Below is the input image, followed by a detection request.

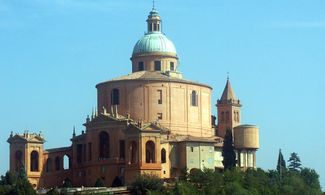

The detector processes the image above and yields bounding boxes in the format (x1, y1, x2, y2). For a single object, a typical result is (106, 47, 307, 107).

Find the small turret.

(72, 126, 76, 137)
(7, 131, 45, 187)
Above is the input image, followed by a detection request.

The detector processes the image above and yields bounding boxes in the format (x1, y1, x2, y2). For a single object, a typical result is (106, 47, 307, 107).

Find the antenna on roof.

(152, 0, 155, 9)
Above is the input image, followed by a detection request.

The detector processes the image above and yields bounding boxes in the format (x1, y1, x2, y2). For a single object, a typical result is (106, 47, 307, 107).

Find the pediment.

(7, 135, 27, 143)
(125, 121, 170, 134)
(84, 114, 127, 126)
(7, 134, 45, 144)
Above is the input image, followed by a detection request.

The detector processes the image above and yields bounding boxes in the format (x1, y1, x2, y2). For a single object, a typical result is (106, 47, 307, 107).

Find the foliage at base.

(0, 170, 36, 195)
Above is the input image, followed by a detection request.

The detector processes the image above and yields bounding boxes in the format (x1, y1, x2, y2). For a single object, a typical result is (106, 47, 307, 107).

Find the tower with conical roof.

(216, 78, 241, 137)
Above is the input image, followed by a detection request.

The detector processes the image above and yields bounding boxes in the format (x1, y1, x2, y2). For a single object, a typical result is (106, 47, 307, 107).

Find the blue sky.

(1, 0, 324, 189)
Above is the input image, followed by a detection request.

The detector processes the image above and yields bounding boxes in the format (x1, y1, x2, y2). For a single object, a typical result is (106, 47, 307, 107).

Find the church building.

(7, 8, 259, 188)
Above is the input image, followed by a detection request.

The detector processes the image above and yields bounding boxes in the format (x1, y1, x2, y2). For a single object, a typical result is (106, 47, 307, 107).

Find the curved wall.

(234, 125, 259, 149)
(97, 80, 213, 137)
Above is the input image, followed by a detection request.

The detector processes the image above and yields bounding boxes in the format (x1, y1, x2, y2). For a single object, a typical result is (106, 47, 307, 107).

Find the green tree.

(178, 167, 188, 181)
(46, 188, 60, 195)
(94, 178, 105, 187)
(0, 171, 17, 185)
(131, 174, 163, 195)
(244, 168, 271, 194)
(288, 152, 302, 172)
(170, 181, 198, 195)
(222, 129, 237, 170)
(300, 168, 322, 194)
(188, 168, 205, 189)
(112, 176, 123, 187)
(62, 178, 72, 188)
(276, 149, 286, 181)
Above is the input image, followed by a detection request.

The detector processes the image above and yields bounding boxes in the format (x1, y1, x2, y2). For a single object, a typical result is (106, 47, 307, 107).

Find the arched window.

(111, 88, 120, 105)
(129, 141, 137, 164)
(99, 131, 110, 159)
(63, 155, 71, 170)
(234, 111, 237, 122)
(55, 156, 60, 171)
(15, 150, 23, 172)
(145, 141, 155, 163)
(30, 151, 39, 172)
(161, 148, 166, 163)
(191, 91, 198, 106)
(45, 158, 52, 172)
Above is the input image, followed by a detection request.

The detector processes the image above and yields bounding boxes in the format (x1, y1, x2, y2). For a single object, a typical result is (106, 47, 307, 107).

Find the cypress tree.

(276, 149, 286, 182)
(222, 128, 237, 170)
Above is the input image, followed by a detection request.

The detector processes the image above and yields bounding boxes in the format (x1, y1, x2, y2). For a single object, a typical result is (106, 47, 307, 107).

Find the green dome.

(132, 32, 177, 56)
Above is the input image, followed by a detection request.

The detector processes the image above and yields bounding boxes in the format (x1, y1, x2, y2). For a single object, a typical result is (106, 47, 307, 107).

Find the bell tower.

(216, 78, 241, 137)
(7, 131, 45, 188)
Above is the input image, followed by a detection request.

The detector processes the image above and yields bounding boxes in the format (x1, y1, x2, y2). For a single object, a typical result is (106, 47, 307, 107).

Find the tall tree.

(222, 129, 237, 170)
(276, 149, 286, 182)
(288, 152, 302, 172)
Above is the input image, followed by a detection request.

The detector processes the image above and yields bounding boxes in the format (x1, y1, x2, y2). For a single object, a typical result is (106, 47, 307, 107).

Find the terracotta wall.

(97, 80, 213, 137)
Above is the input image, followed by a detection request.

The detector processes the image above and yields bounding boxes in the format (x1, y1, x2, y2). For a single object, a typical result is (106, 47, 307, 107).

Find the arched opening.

(30, 151, 39, 172)
(129, 141, 137, 164)
(145, 141, 155, 163)
(226, 111, 229, 122)
(63, 155, 71, 170)
(191, 91, 198, 106)
(99, 131, 110, 159)
(111, 88, 120, 105)
(236, 112, 240, 122)
(161, 148, 166, 163)
(55, 156, 60, 171)
(45, 158, 52, 172)
(15, 150, 23, 172)
(221, 112, 225, 123)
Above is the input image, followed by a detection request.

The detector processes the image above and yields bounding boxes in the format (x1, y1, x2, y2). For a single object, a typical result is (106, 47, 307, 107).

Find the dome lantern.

(147, 8, 162, 33)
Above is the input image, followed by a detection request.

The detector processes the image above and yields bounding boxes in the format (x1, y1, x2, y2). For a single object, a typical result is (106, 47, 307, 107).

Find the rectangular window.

(190, 147, 194, 152)
(88, 143, 92, 161)
(119, 140, 125, 160)
(170, 62, 175, 71)
(157, 113, 163, 120)
(138, 61, 144, 71)
(157, 90, 162, 104)
(154, 61, 161, 71)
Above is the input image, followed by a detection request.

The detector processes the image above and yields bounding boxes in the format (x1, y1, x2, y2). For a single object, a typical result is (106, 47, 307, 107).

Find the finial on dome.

(152, 0, 155, 10)
(227, 72, 230, 80)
